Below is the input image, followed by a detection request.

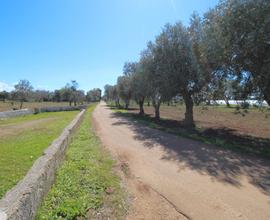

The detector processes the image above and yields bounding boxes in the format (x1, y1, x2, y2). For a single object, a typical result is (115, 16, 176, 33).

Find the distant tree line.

(104, 0, 270, 127)
(0, 80, 101, 109)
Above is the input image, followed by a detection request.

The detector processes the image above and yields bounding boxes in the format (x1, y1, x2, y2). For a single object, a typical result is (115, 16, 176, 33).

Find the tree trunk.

(125, 100, 129, 109)
(183, 93, 194, 127)
(69, 101, 72, 106)
(152, 100, 160, 119)
(224, 96, 230, 107)
(139, 99, 145, 115)
(116, 98, 120, 108)
(20, 101, 23, 109)
(264, 93, 270, 107)
(154, 104, 160, 119)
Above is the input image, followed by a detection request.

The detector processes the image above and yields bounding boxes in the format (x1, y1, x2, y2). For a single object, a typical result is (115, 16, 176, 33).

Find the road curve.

(93, 102, 270, 220)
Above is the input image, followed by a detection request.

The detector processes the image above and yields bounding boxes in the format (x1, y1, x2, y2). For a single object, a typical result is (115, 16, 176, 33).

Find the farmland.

(1, 0, 269, 219)
(130, 104, 270, 138)
(0, 110, 78, 198)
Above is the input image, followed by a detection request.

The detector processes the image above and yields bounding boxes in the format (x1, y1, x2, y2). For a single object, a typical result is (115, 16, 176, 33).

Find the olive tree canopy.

(201, 0, 270, 104)
(14, 80, 33, 109)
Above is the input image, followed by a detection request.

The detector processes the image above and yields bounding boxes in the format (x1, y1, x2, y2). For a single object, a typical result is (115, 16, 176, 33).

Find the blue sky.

(0, 0, 219, 93)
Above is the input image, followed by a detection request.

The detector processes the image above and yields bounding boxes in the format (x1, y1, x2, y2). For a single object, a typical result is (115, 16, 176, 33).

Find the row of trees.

(104, 0, 269, 127)
(0, 80, 102, 109)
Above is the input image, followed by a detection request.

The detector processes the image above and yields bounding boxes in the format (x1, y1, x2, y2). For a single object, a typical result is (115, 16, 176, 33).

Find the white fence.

(210, 100, 268, 107)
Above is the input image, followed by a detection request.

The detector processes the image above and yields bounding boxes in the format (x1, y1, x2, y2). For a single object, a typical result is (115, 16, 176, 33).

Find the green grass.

(36, 105, 126, 220)
(0, 111, 78, 198)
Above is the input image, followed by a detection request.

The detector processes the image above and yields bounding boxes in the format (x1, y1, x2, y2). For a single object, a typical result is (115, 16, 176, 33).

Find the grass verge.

(36, 105, 126, 220)
(0, 111, 78, 198)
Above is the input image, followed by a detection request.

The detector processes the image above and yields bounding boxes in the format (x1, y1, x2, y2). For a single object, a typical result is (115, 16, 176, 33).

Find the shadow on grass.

(109, 108, 270, 196)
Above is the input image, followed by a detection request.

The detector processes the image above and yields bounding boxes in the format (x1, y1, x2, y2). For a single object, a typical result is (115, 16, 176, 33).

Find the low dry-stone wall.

(0, 109, 34, 119)
(0, 109, 86, 220)
(38, 105, 87, 113)
(0, 105, 87, 119)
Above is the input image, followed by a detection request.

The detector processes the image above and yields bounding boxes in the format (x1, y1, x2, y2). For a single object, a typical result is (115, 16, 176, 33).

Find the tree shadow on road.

(110, 111, 270, 196)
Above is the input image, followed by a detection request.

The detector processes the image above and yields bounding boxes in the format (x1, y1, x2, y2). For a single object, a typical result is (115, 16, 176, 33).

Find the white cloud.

(0, 81, 14, 92)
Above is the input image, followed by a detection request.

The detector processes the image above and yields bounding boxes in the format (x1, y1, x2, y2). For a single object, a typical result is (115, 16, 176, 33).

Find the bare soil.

(130, 105, 270, 139)
(93, 102, 270, 220)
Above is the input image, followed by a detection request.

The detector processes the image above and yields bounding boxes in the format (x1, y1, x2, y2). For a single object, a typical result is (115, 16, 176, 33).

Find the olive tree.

(53, 90, 61, 102)
(14, 80, 33, 109)
(104, 84, 119, 107)
(130, 62, 150, 115)
(32, 90, 52, 102)
(60, 80, 83, 106)
(201, 0, 270, 105)
(140, 42, 171, 119)
(117, 75, 132, 109)
(104, 84, 112, 101)
(0, 91, 9, 102)
(86, 88, 102, 102)
(75, 90, 86, 105)
(60, 87, 73, 105)
(152, 23, 205, 126)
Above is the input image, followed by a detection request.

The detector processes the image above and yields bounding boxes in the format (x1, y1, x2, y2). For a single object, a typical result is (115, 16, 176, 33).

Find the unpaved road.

(93, 102, 270, 220)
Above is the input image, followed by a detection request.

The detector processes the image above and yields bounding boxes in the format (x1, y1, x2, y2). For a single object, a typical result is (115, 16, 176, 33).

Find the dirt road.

(93, 102, 270, 220)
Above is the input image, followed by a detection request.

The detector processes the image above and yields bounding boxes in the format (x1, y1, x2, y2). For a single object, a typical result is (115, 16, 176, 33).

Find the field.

(0, 101, 72, 112)
(115, 104, 270, 157)
(136, 105, 270, 138)
(0, 110, 78, 198)
(37, 105, 126, 220)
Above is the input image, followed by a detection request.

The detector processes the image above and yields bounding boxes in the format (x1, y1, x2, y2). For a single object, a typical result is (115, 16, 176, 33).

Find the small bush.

(241, 102, 250, 109)
(34, 108, 40, 114)
(202, 106, 208, 110)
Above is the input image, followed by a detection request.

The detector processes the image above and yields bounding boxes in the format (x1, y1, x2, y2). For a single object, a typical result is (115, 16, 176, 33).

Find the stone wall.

(38, 105, 87, 113)
(0, 109, 86, 220)
(0, 105, 87, 119)
(0, 109, 34, 119)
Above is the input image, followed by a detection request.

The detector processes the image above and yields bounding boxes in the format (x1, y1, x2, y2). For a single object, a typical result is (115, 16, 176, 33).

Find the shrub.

(241, 102, 250, 109)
